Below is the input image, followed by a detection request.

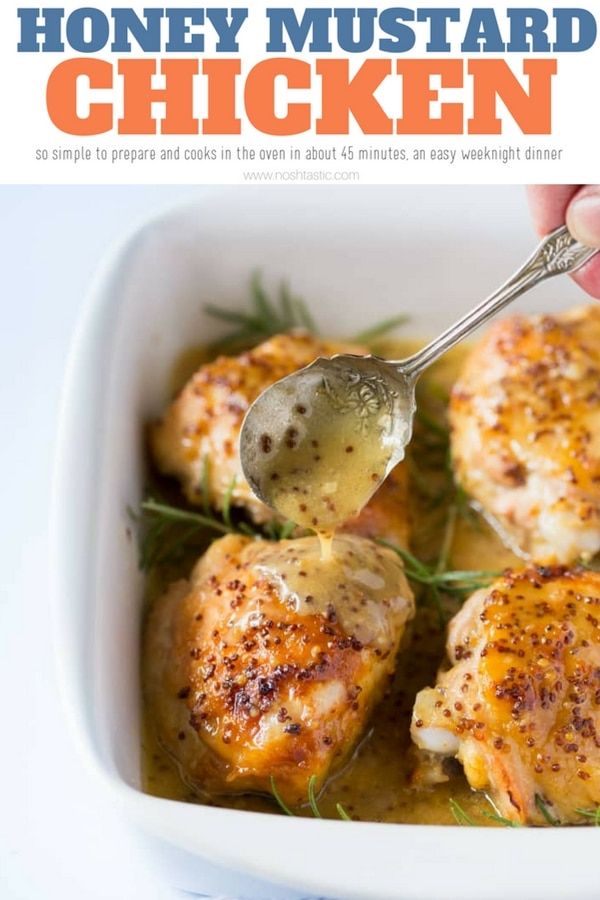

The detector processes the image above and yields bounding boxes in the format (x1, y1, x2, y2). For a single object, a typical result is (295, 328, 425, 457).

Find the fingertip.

(572, 256, 600, 300)
(566, 186, 600, 250)
(526, 185, 551, 236)
(527, 184, 579, 236)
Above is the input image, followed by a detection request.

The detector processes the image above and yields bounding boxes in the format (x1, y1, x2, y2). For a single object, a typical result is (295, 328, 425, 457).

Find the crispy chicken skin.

(151, 331, 410, 547)
(450, 306, 600, 563)
(411, 567, 600, 825)
(145, 533, 414, 805)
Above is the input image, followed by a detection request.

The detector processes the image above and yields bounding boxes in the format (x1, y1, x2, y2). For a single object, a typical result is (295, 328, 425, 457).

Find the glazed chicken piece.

(411, 566, 600, 825)
(450, 305, 600, 564)
(151, 331, 410, 548)
(145, 532, 414, 806)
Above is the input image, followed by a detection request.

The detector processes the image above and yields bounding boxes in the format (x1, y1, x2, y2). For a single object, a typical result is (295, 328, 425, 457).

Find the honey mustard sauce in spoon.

(240, 226, 597, 556)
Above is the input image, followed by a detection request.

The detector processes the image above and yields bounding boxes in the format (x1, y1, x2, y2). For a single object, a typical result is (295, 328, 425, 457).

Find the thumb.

(566, 185, 600, 249)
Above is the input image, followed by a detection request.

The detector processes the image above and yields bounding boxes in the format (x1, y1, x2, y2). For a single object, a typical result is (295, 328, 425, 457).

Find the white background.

(1, 0, 599, 183)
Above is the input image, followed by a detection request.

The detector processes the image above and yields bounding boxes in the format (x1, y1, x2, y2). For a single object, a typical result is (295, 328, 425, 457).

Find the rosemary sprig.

(449, 799, 477, 826)
(352, 314, 409, 345)
(450, 798, 521, 827)
(482, 810, 521, 827)
(205, 274, 409, 353)
(411, 397, 481, 529)
(575, 806, 600, 826)
(435, 503, 457, 577)
(137, 495, 296, 572)
(205, 275, 318, 351)
(377, 537, 498, 629)
(135, 497, 235, 572)
(307, 775, 322, 819)
(141, 498, 233, 535)
(378, 539, 499, 597)
(264, 519, 297, 541)
(269, 775, 294, 817)
(221, 476, 236, 529)
(453, 796, 597, 828)
(336, 803, 352, 821)
(270, 775, 351, 822)
(535, 794, 560, 826)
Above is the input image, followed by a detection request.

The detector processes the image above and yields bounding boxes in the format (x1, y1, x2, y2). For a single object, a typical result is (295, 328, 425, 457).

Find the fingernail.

(567, 188, 600, 249)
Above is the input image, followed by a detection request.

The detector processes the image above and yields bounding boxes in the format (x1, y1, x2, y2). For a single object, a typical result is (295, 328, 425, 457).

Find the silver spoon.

(240, 225, 598, 529)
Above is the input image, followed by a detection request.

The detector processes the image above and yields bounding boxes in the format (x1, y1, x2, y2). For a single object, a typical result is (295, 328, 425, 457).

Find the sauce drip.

(251, 533, 412, 648)
(318, 532, 334, 561)
(243, 356, 414, 551)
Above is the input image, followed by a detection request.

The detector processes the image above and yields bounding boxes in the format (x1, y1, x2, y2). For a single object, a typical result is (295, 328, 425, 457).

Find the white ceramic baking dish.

(52, 186, 599, 900)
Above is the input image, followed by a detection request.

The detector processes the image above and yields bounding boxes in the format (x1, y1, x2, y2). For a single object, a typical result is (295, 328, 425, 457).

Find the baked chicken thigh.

(450, 305, 600, 563)
(145, 533, 414, 805)
(411, 566, 600, 825)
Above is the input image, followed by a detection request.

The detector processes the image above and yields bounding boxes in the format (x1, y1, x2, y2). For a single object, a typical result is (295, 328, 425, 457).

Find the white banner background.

(1, 0, 598, 183)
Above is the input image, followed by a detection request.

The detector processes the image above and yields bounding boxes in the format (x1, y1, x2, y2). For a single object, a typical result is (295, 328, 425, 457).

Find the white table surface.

(0, 184, 540, 900)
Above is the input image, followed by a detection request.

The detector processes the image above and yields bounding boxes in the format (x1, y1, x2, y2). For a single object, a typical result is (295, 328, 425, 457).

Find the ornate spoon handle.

(398, 225, 598, 380)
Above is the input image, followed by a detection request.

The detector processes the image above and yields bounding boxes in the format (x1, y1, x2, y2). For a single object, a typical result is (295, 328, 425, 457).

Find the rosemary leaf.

(482, 810, 521, 827)
(307, 775, 322, 819)
(278, 520, 297, 540)
(377, 539, 499, 594)
(136, 495, 302, 574)
(203, 304, 263, 328)
(141, 499, 232, 535)
(279, 283, 296, 327)
(377, 539, 431, 578)
(251, 271, 279, 325)
(435, 570, 500, 583)
(139, 518, 168, 571)
(238, 521, 258, 537)
(263, 520, 277, 541)
(151, 522, 204, 568)
(221, 477, 236, 529)
(137, 497, 244, 573)
(293, 296, 319, 333)
(435, 503, 457, 577)
(535, 794, 560, 826)
(352, 314, 409, 345)
(575, 807, 600, 826)
(269, 776, 352, 822)
(263, 518, 297, 541)
(269, 776, 294, 817)
(205, 274, 318, 351)
(429, 583, 445, 630)
(449, 798, 476, 826)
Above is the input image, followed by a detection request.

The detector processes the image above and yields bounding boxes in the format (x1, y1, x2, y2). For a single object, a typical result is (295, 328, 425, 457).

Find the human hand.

(527, 185, 600, 298)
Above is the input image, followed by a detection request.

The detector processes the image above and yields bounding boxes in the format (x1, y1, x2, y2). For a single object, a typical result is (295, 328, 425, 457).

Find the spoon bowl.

(240, 354, 415, 531)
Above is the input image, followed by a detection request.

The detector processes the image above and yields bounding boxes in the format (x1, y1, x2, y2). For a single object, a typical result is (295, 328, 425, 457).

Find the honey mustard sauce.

(250, 533, 412, 648)
(240, 356, 414, 556)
